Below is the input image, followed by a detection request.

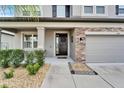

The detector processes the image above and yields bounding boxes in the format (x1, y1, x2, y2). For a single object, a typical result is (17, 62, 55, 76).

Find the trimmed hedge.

(0, 49, 45, 68)
(34, 50, 45, 66)
(10, 49, 24, 68)
(0, 49, 13, 68)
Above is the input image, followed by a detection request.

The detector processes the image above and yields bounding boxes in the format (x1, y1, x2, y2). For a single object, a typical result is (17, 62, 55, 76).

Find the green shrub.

(3, 69, 14, 79)
(25, 51, 34, 65)
(34, 50, 45, 66)
(34, 63, 41, 72)
(26, 63, 41, 75)
(0, 50, 12, 68)
(0, 84, 8, 88)
(9, 49, 24, 68)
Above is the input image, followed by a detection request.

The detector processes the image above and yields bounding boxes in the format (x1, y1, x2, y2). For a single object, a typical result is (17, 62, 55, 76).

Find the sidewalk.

(41, 58, 112, 88)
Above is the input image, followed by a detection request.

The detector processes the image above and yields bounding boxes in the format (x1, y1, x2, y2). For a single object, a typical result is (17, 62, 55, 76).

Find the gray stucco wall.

(45, 30, 54, 57)
(1, 33, 14, 49)
(42, 5, 52, 17)
(14, 31, 21, 49)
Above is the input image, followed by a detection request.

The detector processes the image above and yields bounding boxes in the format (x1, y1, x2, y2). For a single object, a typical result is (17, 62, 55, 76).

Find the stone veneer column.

(36, 27, 45, 50)
(74, 28, 86, 63)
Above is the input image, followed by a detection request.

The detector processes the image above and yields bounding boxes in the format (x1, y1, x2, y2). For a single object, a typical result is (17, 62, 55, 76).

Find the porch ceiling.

(1, 27, 74, 33)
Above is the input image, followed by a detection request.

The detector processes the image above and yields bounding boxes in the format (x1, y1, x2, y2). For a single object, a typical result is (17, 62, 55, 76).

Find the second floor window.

(83, 6, 106, 15)
(0, 5, 15, 17)
(52, 5, 70, 17)
(96, 6, 105, 14)
(118, 5, 124, 15)
(84, 6, 93, 14)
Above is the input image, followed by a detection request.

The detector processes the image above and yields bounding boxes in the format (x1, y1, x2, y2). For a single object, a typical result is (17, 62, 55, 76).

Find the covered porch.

(0, 27, 77, 62)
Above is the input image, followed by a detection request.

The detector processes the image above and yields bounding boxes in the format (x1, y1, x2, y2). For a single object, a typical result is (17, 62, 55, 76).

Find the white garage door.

(86, 35, 124, 63)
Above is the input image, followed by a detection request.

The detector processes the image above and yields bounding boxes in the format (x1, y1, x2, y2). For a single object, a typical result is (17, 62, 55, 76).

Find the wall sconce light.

(80, 37, 84, 43)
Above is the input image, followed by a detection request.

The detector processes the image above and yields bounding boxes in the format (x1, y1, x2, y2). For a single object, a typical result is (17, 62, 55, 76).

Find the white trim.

(2, 30, 15, 36)
(86, 32, 124, 35)
(53, 31, 70, 57)
(21, 31, 37, 49)
(21, 33, 23, 49)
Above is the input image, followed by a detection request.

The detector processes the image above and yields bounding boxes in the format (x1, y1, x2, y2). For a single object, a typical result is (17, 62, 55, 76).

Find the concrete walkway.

(41, 58, 113, 88)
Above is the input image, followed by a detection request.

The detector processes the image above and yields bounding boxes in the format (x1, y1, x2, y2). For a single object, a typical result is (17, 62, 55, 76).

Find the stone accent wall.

(74, 27, 124, 63)
(74, 28, 86, 63)
(80, 27, 124, 32)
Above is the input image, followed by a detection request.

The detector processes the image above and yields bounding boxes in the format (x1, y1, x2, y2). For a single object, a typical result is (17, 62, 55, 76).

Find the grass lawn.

(0, 64, 50, 88)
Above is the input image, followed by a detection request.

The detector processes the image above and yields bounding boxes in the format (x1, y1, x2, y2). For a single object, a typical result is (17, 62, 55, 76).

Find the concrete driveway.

(42, 58, 124, 88)
(87, 63, 124, 88)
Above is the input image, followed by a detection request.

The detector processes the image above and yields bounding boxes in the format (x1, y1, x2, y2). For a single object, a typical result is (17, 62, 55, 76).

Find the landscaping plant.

(0, 84, 8, 88)
(25, 51, 34, 65)
(0, 50, 12, 68)
(34, 50, 45, 66)
(26, 63, 41, 75)
(3, 69, 14, 79)
(9, 49, 24, 68)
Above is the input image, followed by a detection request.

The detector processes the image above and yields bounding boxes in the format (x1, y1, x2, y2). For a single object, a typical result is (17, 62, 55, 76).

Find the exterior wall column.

(36, 27, 45, 50)
(74, 28, 86, 63)
(0, 28, 2, 49)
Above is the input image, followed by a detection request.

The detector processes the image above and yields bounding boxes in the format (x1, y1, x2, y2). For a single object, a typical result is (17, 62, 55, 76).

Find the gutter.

(0, 17, 124, 23)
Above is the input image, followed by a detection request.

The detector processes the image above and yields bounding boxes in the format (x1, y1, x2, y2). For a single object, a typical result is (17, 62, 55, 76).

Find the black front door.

(56, 33, 68, 56)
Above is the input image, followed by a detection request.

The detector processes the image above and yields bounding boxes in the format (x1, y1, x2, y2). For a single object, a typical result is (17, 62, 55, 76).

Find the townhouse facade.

(0, 5, 124, 63)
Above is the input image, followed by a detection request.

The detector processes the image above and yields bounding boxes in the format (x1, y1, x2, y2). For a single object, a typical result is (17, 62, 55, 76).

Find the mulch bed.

(0, 64, 50, 88)
(68, 62, 98, 75)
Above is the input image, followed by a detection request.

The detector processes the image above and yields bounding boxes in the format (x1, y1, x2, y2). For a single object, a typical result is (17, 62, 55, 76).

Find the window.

(33, 35, 38, 48)
(96, 6, 105, 14)
(84, 6, 93, 14)
(0, 5, 15, 17)
(118, 5, 124, 14)
(52, 5, 70, 17)
(57, 5, 65, 17)
(83, 6, 106, 15)
(23, 34, 38, 49)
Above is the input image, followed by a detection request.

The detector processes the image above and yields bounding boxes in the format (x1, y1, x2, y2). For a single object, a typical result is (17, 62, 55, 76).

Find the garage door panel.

(86, 50, 123, 55)
(86, 35, 124, 63)
(87, 56, 118, 63)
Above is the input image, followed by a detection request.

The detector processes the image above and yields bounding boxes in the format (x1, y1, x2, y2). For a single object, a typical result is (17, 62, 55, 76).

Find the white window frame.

(82, 5, 108, 16)
(21, 32, 38, 49)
